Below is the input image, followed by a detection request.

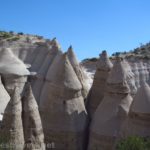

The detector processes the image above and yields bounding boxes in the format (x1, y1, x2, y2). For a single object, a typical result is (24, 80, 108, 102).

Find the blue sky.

(0, 0, 150, 60)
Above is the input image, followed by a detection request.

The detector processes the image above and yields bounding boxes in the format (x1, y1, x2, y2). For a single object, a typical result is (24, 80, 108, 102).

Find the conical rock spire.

(1, 87, 24, 150)
(67, 46, 90, 98)
(45, 52, 82, 90)
(124, 83, 150, 137)
(22, 83, 45, 150)
(40, 53, 88, 150)
(0, 48, 30, 76)
(107, 57, 130, 93)
(88, 58, 133, 150)
(131, 83, 150, 114)
(97, 50, 113, 71)
(51, 38, 61, 50)
(86, 51, 113, 118)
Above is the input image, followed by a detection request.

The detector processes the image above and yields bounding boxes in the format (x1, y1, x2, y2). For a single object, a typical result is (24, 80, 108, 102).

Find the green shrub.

(89, 57, 98, 62)
(9, 31, 14, 35)
(0, 31, 13, 39)
(18, 32, 24, 35)
(116, 136, 150, 150)
(82, 57, 98, 62)
(6, 36, 20, 41)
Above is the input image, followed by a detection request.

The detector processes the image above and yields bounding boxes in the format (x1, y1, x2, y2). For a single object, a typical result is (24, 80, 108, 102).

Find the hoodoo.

(88, 57, 133, 150)
(40, 53, 88, 150)
(22, 83, 45, 150)
(86, 51, 113, 118)
(1, 87, 24, 150)
(125, 83, 150, 137)
(0, 48, 30, 76)
(0, 48, 30, 95)
(67, 46, 90, 99)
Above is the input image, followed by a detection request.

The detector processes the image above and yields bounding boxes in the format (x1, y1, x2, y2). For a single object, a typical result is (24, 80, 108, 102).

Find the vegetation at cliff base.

(116, 136, 150, 150)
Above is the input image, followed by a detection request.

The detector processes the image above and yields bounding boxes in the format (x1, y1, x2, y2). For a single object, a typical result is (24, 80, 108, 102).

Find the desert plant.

(6, 36, 20, 41)
(116, 136, 150, 150)
(0, 31, 13, 39)
(18, 32, 24, 35)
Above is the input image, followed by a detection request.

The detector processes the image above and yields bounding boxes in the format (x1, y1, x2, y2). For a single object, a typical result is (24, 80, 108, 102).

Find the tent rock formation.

(86, 51, 113, 118)
(1, 87, 24, 150)
(40, 53, 88, 150)
(88, 57, 133, 150)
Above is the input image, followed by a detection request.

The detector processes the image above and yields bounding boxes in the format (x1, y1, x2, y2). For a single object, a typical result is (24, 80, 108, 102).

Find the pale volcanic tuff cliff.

(1, 31, 150, 150)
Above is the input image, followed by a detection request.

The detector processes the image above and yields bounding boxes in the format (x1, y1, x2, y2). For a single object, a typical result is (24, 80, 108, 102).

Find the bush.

(6, 36, 20, 41)
(112, 52, 121, 56)
(18, 32, 24, 35)
(82, 57, 98, 62)
(0, 31, 12, 39)
(9, 31, 14, 34)
(116, 136, 150, 150)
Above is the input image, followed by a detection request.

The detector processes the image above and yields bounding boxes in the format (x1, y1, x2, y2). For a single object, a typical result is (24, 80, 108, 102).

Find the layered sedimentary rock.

(67, 46, 90, 99)
(32, 39, 62, 103)
(40, 53, 88, 150)
(3, 74, 28, 96)
(143, 63, 149, 83)
(1, 87, 24, 150)
(124, 83, 150, 137)
(131, 63, 140, 88)
(86, 51, 113, 118)
(122, 60, 137, 96)
(138, 62, 147, 85)
(0, 76, 10, 115)
(22, 83, 45, 150)
(88, 58, 133, 150)
(0, 48, 30, 95)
